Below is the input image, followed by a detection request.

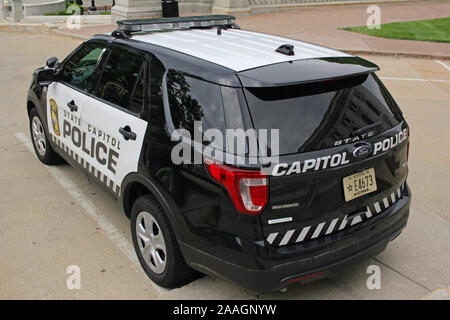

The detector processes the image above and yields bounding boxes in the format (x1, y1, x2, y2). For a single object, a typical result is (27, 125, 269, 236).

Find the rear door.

(241, 71, 409, 247)
(46, 42, 107, 163)
(79, 44, 148, 197)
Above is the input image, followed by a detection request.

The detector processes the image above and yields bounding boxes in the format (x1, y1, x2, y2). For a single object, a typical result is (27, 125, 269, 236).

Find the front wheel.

(29, 108, 62, 165)
(130, 194, 199, 288)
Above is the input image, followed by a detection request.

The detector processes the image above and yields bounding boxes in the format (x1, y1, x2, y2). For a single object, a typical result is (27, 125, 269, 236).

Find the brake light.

(204, 159, 268, 215)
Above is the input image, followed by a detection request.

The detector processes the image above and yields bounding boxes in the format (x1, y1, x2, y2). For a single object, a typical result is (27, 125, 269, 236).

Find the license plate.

(343, 168, 377, 202)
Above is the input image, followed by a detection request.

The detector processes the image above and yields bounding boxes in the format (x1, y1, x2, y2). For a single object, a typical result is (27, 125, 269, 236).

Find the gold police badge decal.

(50, 99, 60, 136)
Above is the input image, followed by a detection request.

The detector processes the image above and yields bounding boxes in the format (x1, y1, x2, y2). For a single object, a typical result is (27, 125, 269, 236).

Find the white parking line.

(379, 77, 450, 83)
(14, 131, 168, 296)
(435, 60, 450, 72)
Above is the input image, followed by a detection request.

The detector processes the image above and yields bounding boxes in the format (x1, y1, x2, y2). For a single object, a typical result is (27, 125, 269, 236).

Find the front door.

(46, 41, 107, 165)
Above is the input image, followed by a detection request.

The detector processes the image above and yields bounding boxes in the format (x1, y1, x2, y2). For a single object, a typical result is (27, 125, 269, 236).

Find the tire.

(29, 107, 63, 165)
(131, 194, 198, 288)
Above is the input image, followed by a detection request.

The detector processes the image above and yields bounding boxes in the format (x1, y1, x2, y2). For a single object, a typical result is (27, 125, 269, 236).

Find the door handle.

(67, 100, 78, 112)
(119, 126, 136, 141)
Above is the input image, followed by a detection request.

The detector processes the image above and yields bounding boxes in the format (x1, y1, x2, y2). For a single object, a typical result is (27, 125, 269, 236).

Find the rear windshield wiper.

(352, 121, 385, 137)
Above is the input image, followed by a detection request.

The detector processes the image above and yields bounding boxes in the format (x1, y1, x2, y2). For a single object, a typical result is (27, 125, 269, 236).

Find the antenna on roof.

(111, 15, 237, 38)
(276, 44, 295, 56)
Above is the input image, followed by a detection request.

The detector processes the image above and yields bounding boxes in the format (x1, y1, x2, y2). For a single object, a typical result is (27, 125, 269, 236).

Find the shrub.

(66, 1, 84, 14)
(45, 2, 84, 16)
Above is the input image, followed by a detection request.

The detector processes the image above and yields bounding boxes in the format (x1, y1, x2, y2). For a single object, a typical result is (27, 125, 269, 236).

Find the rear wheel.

(29, 108, 62, 165)
(130, 194, 198, 288)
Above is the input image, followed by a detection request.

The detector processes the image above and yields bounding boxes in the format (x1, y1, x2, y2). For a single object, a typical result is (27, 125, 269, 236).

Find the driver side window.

(60, 42, 106, 93)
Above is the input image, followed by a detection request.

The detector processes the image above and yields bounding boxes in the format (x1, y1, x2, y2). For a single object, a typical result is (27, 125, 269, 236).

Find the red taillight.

(204, 159, 268, 215)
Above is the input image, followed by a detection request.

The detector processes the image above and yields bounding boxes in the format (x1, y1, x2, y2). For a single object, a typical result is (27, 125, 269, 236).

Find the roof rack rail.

(115, 15, 236, 34)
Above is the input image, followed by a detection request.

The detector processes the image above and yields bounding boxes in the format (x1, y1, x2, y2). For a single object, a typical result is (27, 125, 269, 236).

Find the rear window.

(244, 73, 403, 155)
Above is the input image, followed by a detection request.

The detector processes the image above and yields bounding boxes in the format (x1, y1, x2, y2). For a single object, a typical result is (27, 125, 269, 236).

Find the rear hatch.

(238, 57, 410, 247)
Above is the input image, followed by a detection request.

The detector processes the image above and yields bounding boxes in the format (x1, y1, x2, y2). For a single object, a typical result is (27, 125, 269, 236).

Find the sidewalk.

(31, 0, 450, 58)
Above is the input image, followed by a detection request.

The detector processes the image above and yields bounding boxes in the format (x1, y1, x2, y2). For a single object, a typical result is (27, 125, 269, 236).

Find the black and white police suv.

(27, 15, 411, 292)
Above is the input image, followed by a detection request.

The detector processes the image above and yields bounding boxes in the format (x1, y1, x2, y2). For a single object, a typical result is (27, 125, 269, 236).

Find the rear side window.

(96, 48, 145, 113)
(166, 71, 225, 140)
(244, 73, 404, 155)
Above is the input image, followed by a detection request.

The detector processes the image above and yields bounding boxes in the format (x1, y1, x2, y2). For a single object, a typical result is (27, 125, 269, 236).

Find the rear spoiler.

(237, 56, 379, 87)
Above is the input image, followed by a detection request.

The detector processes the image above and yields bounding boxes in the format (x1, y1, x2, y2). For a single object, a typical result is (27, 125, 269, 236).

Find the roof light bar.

(116, 15, 236, 33)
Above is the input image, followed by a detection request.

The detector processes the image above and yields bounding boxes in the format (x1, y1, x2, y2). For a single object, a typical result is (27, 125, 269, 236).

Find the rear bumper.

(181, 185, 411, 292)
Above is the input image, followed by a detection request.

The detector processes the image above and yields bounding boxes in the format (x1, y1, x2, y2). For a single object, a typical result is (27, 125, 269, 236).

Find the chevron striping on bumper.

(266, 232, 278, 245)
(266, 183, 407, 247)
(351, 215, 362, 226)
(279, 229, 296, 246)
(296, 226, 311, 243)
(390, 193, 396, 204)
(311, 222, 325, 239)
(383, 197, 390, 209)
(365, 206, 372, 218)
(325, 218, 339, 235)
(338, 215, 348, 230)
(374, 202, 382, 214)
(50, 134, 121, 197)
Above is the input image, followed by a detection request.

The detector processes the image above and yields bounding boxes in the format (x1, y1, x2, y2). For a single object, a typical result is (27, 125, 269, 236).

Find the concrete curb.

(0, 22, 57, 34)
(0, 22, 94, 41)
(23, 15, 113, 25)
(344, 49, 450, 60)
(247, 0, 421, 15)
(50, 29, 91, 41)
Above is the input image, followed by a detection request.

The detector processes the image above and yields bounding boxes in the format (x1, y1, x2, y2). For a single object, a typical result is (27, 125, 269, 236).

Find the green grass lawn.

(340, 17, 450, 43)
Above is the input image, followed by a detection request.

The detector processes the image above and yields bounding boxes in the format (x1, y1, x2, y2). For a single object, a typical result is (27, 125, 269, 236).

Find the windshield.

(244, 73, 403, 155)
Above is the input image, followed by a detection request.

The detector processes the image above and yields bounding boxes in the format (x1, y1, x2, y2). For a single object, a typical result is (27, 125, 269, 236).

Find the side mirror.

(46, 57, 58, 68)
(35, 68, 55, 86)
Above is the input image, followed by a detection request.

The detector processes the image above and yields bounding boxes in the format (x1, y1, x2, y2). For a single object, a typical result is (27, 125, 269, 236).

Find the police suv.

(27, 15, 411, 292)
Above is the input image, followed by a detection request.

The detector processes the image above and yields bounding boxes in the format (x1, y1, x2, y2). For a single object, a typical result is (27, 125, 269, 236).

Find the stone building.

(112, 0, 403, 20)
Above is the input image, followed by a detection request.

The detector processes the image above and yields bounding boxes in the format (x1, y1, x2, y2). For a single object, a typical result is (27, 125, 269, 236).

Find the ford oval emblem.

(353, 143, 373, 158)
